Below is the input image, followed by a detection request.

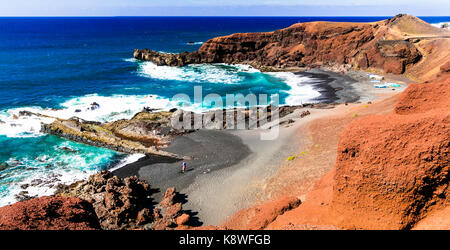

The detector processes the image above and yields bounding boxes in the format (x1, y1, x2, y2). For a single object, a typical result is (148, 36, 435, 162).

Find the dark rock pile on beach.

(135, 14, 448, 79)
(153, 187, 191, 230)
(0, 171, 191, 230)
(172, 105, 312, 130)
(56, 170, 190, 230)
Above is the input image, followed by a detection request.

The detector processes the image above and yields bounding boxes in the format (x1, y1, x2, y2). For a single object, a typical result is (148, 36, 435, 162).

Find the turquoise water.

(0, 134, 122, 205)
(0, 16, 449, 206)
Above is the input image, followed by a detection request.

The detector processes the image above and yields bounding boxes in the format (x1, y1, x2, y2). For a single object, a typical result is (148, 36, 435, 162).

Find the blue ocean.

(0, 16, 448, 205)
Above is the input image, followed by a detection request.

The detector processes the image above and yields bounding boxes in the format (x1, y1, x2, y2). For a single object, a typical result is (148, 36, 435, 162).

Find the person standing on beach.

(181, 162, 187, 173)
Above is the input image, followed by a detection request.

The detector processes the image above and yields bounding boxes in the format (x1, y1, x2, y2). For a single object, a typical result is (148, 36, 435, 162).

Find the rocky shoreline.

(40, 110, 183, 158)
(130, 13, 450, 230)
(0, 170, 192, 230)
(37, 104, 326, 158)
(134, 15, 436, 77)
(1, 14, 449, 230)
(4, 68, 346, 210)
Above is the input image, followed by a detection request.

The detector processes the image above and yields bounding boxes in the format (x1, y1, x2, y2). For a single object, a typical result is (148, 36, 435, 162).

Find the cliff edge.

(222, 62, 450, 230)
(134, 14, 450, 81)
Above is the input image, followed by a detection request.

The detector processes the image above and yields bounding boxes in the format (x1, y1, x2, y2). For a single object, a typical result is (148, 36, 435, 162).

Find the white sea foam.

(138, 62, 252, 84)
(0, 109, 56, 138)
(0, 91, 216, 139)
(0, 140, 117, 207)
(0, 61, 327, 205)
(236, 64, 260, 73)
(1, 164, 100, 207)
(58, 94, 174, 122)
(1, 167, 87, 207)
(0, 94, 179, 139)
(0, 62, 322, 139)
(138, 62, 319, 105)
(431, 22, 449, 29)
(0, 93, 176, 204)
(267, 72, 321, 105)
(186, 41, 204, 45)
(123, 58, 137, 63)
(109, 153, 146, 172)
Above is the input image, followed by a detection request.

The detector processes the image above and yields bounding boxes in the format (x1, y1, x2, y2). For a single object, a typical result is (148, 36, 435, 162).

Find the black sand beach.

(111, 69, 368, 224)
(113, 130, 251, 200)
(301, 69, 360, 104)
(113, 70, 355, 191)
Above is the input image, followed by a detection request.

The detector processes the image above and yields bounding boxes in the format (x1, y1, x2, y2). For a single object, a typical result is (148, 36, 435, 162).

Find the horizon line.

(1, 15, 450, 18)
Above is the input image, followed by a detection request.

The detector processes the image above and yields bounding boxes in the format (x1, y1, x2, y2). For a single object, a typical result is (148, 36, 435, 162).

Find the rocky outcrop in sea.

(37, 105, 320, 157)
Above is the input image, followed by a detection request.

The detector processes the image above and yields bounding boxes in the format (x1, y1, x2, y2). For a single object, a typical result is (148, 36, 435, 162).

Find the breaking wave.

(431, 22, 449, 29)
(0, 137, 120, 207)
(137, 62, 258, 85)
(186, 41, 204, 45)
(0, 60, 323, 205)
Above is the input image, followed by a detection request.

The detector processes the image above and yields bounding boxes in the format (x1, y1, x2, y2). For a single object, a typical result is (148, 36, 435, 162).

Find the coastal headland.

(134, 14, 449, 81)
(0, 14, 449, 230)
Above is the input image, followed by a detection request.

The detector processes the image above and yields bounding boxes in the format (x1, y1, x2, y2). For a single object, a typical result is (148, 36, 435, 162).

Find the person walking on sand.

(181, 162, 187, 173)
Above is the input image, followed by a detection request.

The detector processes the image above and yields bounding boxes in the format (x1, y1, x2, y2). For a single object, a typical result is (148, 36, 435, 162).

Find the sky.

(0, 0, 449, 16)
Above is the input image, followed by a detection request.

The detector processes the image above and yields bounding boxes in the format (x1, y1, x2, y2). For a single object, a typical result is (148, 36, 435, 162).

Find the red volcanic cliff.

(134, 14, 449, 80)
(196, 18, 421, 74)
(332, 72, 450, 229)
(228, 64, 449, 230)
(2, 15, 449, 231)
(188, 16, 449, 230)
(0, 196, 100, 230)
(395, 62, 450, 115)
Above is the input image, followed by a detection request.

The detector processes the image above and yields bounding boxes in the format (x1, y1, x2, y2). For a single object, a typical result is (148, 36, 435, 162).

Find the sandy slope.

(221, 63, 450, 230)
(184, 70, 408, 227)
(183, 105, 343, 225)
(220, 91, 402, 229)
